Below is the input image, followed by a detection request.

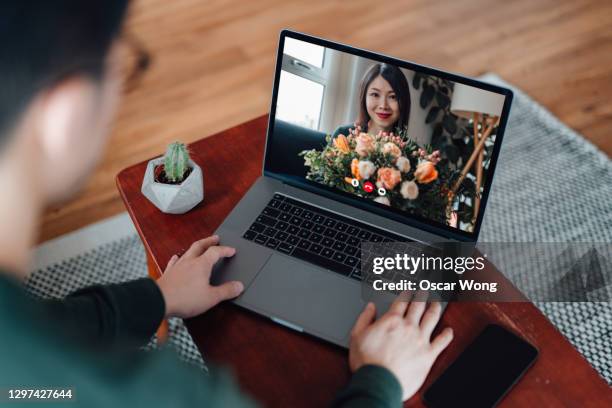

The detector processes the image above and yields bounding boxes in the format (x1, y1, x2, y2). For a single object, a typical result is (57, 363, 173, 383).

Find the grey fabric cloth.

(23, 73, 611, 383)
(479, 74, 611, 243)
(479, 74, 611, 384)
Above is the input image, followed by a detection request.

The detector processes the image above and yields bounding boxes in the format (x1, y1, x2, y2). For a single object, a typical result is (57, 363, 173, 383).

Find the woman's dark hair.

(356, 63, 411, 133)
(0, 0, 130, 143)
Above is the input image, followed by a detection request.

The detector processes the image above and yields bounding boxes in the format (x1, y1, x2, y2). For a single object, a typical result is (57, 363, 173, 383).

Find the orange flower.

(345, 177, 354, 185)
(355, 133, 375, 157)
(333, 134, 351, 154)
(351, 158, 361, 180)
(377, 167, 402, 190)
(414, 161, 438, 184)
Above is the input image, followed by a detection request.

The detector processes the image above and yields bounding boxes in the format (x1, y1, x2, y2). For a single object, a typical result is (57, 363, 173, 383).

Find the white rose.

(382, 142, 401, 158)
(395, 156, 411, 173)
(358, 160, 376, 180)
(374, 196, 391, 206)
(400, 180, 419, 200)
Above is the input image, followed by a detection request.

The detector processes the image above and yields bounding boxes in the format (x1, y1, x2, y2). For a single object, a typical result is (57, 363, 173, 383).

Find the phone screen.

(424, 324, 538, 408)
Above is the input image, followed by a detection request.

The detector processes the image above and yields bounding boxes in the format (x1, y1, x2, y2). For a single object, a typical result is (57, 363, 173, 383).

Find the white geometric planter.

(141, 157, 204, 214)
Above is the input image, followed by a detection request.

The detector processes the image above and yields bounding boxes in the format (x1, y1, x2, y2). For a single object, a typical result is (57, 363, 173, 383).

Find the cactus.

(163, 142, 190, 183)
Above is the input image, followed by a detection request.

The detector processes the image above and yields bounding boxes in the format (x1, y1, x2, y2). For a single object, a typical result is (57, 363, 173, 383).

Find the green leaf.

(425, 106, 441, 124)
(458, 178, 476, 196)
(420, 83, 434, 109)
(444, 144, 460, 163)
(435, 92, 450, 109)
(412, 73, 422, 89)
(431, 123, 444, 146)
(442, 114, 457, 134)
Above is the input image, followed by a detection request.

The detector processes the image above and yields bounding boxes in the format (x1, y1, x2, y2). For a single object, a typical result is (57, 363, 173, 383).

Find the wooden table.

(116, 115, 611, 407)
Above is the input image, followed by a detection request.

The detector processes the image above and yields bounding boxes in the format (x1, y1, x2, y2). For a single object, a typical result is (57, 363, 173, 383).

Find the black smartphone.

(424, 324, 538, 408)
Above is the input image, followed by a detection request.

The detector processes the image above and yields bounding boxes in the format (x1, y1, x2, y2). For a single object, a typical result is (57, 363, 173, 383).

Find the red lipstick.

(376, 112, 392, 120)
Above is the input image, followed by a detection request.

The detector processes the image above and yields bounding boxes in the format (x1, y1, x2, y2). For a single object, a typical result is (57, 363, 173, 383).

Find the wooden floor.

(38, 0, 612, 242)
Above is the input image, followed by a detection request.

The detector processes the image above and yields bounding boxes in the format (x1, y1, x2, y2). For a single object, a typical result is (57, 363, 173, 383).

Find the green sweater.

(0, 274, 402, 407)
(333, 124, 363, 138)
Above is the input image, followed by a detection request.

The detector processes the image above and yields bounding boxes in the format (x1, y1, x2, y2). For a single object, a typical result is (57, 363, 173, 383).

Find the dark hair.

(0, 0, 130, 144)
(357, 63, 411, 133)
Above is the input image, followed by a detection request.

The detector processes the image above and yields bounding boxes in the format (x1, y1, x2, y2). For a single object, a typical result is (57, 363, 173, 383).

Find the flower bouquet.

(300, 126, 457, 227)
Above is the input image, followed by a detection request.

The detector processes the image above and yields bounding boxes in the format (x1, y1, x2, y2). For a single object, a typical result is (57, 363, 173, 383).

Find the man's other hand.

(349, 296, 453, 401)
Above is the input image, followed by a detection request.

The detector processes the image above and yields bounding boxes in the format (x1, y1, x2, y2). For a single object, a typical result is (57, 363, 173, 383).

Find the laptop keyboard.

(242, 193, 410, 281)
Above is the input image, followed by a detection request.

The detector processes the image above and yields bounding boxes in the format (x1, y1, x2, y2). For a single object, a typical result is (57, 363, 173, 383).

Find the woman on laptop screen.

(271, 36, 507, 233)
(332, 63, 411, 138)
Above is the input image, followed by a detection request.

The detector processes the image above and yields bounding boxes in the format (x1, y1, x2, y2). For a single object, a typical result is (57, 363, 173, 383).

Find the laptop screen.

(265, 31, 512, 239)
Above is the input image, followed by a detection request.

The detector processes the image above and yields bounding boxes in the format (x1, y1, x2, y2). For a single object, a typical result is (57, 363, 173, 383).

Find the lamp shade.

(450, 83, 505, 119)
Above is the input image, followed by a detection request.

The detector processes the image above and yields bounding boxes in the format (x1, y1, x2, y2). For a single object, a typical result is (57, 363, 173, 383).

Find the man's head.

(0, 0, 130, 203)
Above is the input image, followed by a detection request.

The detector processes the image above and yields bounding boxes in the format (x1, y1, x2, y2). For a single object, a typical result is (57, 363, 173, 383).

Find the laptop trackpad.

(241, 254, 365, 342)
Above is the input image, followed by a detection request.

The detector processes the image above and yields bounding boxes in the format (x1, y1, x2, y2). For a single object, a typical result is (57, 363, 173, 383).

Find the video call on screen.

(268, 37, 507, 233)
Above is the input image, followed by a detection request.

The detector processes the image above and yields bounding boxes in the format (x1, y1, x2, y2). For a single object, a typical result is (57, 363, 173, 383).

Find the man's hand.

(349, 296, 454, 401)
(156, 235, 244, 318)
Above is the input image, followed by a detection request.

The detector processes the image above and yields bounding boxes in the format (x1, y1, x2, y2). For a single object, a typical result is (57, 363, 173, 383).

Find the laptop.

(212, 30, 513, 347)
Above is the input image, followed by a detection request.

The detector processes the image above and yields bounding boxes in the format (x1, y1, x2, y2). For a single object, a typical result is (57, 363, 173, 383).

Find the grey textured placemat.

(479, 73, 611, 243)
(23, 73, 611, 384)
(479, 73, 611, 383)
